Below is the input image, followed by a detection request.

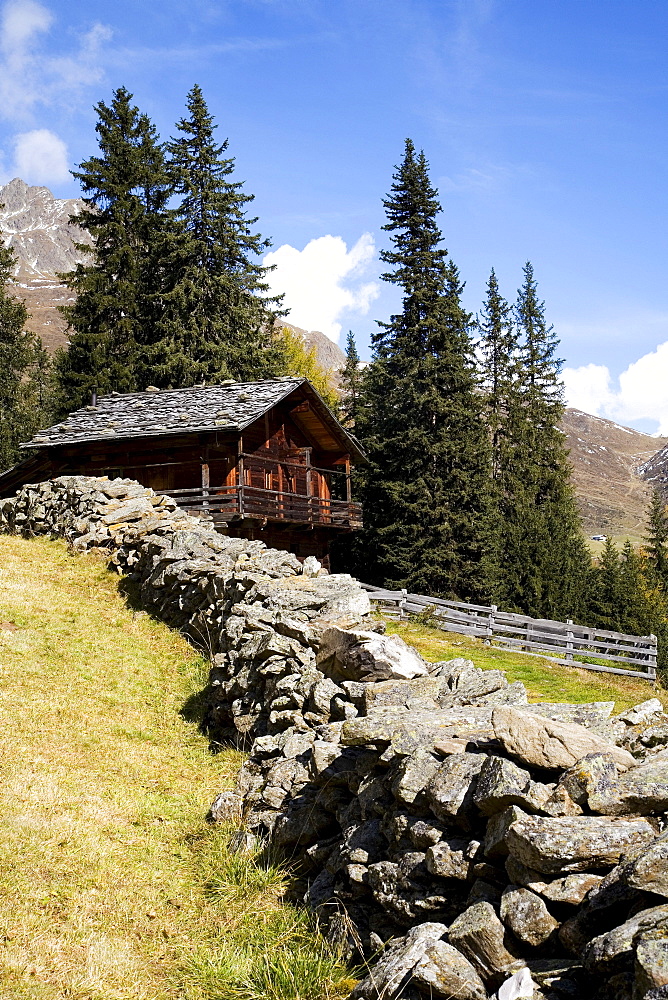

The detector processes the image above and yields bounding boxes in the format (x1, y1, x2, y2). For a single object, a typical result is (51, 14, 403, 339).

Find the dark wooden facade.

(0, 379, 364, 564)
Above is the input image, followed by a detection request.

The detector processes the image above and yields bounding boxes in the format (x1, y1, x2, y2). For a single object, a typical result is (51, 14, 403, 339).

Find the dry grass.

(0, 535, 353, 1000)
(383, 618, 665, 712)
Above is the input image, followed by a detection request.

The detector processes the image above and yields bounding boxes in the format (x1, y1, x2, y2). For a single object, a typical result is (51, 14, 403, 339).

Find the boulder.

(363, 676, 443, 713)
(583, 904, 668, 976)
(340, 707, 494, 756)
(426, 752, 487, 831)
(500, 885, 559, 948)
(349, 921, 449, 999)
(557, 752, 620, 808)
(425, 837, 478, 880)
(484, 805, 527, 860)
(619, 831, 668, 898)
(505, 815, 656, 875)
(492, 707, 636, 771)
(588, 752, 668, 816)
(635, 934, 668, 997)
(316, 626, 428, 683)
(411, 941, 488, 999)
(474, 755, 552, 816)
(447, 902, 524, 989)
(504, 857, 603, 906)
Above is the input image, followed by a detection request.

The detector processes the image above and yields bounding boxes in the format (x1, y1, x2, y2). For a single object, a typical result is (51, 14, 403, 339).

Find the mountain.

(562, 408, 667, 542)
(0, 178, 346, 373)
(0, 178, 91, 351)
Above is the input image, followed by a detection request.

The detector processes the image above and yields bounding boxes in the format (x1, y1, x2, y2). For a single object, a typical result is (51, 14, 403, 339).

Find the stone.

(411, 941, 487, 999)
(447, 902, 524, 989)
(363, 676, 443, 713)
(496, 967, 536, 1000)
(583, 904, 668, 976)
(618, 699, 664, 726)
(505, 815, 656, 874)
(426, 752, 487, 830)
(348, 921, 448, 999)
(589, 753, 668, 816)
(540, 785, 583, 817)
(500, 885, 559, 948)
(557, 752, 620, 808)
(425, 837, 478, 880)
(207, 789, 243, 823)
(391, 748, 442, 810)
(558, 867, 644, 955)
(620, 831, 668, 897)
(492, 706, 637, 771)
(636, 935, 668, 997)
(505, 856, 603, 906)
(317, 626, 428, 683)
(524, 702, 615, 725)
(340, 707, 494, 756)
(484, 806, 527, 860)
(474, 755, 552, 816)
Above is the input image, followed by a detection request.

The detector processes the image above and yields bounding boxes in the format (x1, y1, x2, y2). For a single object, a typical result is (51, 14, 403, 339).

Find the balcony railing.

(157, 483, 362, 530)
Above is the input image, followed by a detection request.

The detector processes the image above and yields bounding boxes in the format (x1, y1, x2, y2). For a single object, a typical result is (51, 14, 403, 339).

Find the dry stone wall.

(4, 477, 668, 999)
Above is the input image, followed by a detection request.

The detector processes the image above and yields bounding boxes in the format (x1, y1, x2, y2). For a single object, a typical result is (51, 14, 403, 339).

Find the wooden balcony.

(158, 483, 363, 530)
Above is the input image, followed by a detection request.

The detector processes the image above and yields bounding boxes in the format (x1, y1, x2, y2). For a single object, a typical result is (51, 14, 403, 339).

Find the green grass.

(0, 535, 353, 1000)
(383, 618, 664, 712)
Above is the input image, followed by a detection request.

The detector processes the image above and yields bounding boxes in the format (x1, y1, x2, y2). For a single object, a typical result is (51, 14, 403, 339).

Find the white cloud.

(13, 127, 68, 182)
(0, 0, 110, 121)
(563, 341, 668, 434)
(263, 233, 380, 343)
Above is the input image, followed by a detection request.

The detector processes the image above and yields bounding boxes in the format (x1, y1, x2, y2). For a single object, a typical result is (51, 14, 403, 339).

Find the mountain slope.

(0, 177, 91, 350)
(562, 408, 667, 542)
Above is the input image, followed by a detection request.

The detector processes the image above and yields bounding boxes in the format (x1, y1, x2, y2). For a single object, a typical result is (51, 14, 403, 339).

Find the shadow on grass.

(115, 573, 217, 739)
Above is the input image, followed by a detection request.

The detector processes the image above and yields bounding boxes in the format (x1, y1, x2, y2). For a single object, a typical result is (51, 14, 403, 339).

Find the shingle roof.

(24, 378, 309, 448)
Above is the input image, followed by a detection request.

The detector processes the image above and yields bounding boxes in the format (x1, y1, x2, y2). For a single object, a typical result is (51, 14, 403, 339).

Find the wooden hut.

(0, 378, 364, 563)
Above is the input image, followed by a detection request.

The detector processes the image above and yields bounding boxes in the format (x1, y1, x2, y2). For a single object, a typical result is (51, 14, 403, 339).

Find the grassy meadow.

(0, 535, 353, 1000)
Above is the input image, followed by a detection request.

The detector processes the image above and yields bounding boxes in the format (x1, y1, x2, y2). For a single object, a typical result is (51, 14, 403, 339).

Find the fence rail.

(362, 584, 657, 680)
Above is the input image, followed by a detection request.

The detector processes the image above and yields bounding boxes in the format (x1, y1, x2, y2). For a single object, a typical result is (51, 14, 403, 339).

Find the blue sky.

(2, 0, 668, 431)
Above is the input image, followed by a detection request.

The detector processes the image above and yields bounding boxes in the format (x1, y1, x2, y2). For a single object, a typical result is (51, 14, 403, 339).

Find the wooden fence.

(362, 584, 657, 681)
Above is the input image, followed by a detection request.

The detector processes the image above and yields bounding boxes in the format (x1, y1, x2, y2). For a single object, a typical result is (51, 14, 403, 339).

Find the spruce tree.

(54, 87, 171, 414)
(645, 490, 668, 587)
(0, 242, 51, 470)
(140, 84, 284, 388)
(477, 269, 516, 480)
(339, 330, 363, 430)
(359, 140, 493, 599)
(589, 537, 624, 630)
(495, 262, 589, 619)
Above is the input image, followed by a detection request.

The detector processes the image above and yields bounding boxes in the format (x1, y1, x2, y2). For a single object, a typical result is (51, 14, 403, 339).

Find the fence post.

(649, 634, 658, 683)
(566, 619, 574, 662)
(399, 589, 407, 619)
(524, 620, 532, 652)
(485, 604, 497, 645)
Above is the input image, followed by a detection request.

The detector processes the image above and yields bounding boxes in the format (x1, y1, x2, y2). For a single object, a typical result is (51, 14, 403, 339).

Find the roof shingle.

(24, 378, 307, 448)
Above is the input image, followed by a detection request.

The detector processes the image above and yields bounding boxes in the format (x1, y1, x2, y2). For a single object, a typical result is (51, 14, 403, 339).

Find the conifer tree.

(589, 537, 624, 630)
(339, 330, 363, 430)
(477, 269, 516, 480)
(359, 140, 493, 599)
(54, 87, 170, 414)
(0, 242, 51, 470)
(139, 84, 284, 388)
(645, 490, 668, 587)
(495, 262, 589, 618)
